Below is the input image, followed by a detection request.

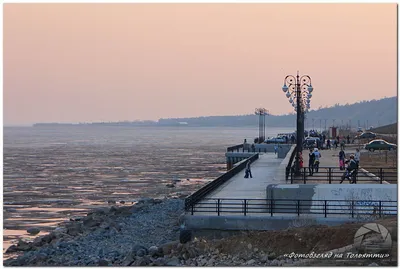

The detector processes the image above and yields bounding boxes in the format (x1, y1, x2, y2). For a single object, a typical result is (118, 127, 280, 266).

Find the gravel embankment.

(4, 198, 184, 266)
(4, 199, 396, 267)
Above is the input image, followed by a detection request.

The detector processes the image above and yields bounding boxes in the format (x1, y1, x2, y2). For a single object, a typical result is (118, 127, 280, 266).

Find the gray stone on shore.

(70, 216, 83, 221)
(27, 227, 40, 235)
(97, 259, 109, 266)
(166, 257, 180, 266)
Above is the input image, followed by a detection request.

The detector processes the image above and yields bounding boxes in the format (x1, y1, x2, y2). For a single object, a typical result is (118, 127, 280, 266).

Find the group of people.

(308, 148, 321, 176)
(339, 148, 360, 184)
(325, 135, 351, 150)
(307, 146, 361, 183)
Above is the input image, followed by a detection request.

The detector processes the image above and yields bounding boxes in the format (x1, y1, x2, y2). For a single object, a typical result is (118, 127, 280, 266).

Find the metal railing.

(186, 198, 397, 218)
(289, 166, 397, 184)
(227, 144, 244, 152)
(286, 145, 297, 180)
(185, 153, 259, 211)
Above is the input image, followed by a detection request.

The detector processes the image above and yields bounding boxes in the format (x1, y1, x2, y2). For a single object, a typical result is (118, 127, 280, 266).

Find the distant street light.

(255, 108, 268, 143)
(282, 71, 313, 175)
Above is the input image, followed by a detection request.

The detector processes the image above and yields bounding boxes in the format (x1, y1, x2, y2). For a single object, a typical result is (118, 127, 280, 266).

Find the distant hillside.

(33, 96, 397, 128)
(370, 123, 398, 134)
(158, 97, 397, 128)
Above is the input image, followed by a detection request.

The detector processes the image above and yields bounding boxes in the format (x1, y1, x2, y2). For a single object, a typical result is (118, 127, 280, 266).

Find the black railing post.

(244, 199, 247, 216)
(270, 199, 274, 217)
(324, 200, 327, 218)
(217, 199, 220, 216)
(379, 201, 382, 218)
(191, 204, 194, 215)
(380, 168, 383, 184)
(291, 172, 293, 184)
(303, 168, 306, 184)
(351, 201, 354, 218)
(328, 168, 332, 184)
(297, 200, 300, 216)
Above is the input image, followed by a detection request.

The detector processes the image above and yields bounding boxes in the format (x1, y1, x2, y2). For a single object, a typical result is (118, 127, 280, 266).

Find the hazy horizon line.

(4, 95, 396, 127)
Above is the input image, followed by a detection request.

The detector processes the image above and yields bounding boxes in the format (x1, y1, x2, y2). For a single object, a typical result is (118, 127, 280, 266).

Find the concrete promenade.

(205, 152, 285, 199)
(183, 144, 397, 230)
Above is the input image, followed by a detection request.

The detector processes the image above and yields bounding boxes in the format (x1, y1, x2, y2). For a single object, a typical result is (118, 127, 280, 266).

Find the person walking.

(346, 135, 350, 144)
(313, 148, 321, 173)
(354, 148, 360, 167)
(340, 140, 345, 151)
(308, 148, 315, 176)
(339, 149, 346, 170)
(274, 145, 278, 154)
(244, 160, 253, 178)
(326, 139, 331, 150)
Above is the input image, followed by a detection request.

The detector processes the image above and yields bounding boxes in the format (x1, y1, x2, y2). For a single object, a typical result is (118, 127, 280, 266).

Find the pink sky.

(4, 3, 397, 125)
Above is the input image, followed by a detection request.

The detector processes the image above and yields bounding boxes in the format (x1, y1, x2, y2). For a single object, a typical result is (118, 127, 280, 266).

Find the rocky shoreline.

(4, 197, 185, 266)
(4, 197, 396, 267)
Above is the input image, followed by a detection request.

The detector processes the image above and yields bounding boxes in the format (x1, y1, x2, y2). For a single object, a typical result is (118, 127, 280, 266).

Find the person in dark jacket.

(308, 148, 315, 176)
(244, 160, 253, 178)
(326, 139, 331, 149)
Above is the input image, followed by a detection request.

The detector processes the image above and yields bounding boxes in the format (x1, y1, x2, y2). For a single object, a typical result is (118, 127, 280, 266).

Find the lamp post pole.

(255, 108, 268, 143)
(282, 71, 313, 175)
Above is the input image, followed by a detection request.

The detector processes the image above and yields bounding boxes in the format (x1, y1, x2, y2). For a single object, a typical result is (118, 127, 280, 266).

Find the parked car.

(304, 137, 321, 149)
(356, 131, 376, 139)
(265, 137, 286, 144)
(365, 139, 397, 151)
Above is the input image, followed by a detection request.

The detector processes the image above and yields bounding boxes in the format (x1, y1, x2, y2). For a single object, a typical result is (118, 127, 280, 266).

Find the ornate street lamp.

(282, 71, 313, 175)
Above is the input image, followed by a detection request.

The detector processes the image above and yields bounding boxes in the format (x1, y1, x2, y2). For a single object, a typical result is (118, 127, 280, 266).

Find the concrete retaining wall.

(266, 184, 397, 215)
(183, 215, 358, 231)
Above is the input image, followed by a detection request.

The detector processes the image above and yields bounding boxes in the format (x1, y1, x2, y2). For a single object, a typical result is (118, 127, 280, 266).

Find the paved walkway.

(206, 153, 284, 199)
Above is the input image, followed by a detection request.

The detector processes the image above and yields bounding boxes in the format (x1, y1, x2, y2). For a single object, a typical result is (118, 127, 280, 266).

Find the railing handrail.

(227, 144, 244, 152)
(289, 166, 397, 184)
(185, 197, 397, 218)
(196, 198, 396, 202)
(185, 153, 259, 210)
(309, 166, 396, 169)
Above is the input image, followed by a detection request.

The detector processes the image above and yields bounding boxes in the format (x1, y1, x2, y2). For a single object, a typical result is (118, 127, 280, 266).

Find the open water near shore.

(3, 125, 294, 253)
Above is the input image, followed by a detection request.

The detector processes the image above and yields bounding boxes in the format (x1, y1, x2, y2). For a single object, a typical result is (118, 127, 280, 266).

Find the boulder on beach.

(27, 227, 40, 235)
(166, 183, 175, 188)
